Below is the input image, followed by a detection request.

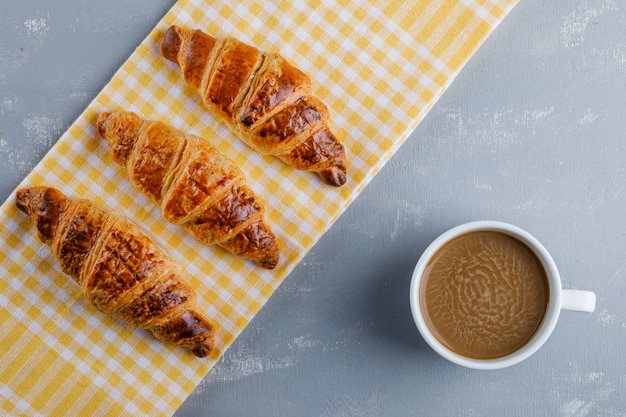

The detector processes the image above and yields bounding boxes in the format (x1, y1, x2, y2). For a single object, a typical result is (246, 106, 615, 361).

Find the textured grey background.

(1, 1, 625, 416)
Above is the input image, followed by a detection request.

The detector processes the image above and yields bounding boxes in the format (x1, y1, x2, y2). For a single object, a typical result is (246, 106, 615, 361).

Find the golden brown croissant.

(15, 186, 215, 357)
(160, 25, 348, 187)
(96, 110, 279, 269)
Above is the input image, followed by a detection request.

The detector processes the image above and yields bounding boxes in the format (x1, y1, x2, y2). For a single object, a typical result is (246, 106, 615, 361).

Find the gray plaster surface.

(1, 1, 625, 416)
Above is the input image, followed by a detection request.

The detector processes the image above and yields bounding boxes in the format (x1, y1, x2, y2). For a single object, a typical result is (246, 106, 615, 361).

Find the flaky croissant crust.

(160, 25, 348, 187)
(97, 110, 280, 269)
(16, 186, 215, 357)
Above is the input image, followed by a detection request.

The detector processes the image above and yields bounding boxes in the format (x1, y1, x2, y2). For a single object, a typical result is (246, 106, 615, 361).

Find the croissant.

(160, 25, 348, 187)
(97, 110, 279, 269)
(16, 186, 215, 357)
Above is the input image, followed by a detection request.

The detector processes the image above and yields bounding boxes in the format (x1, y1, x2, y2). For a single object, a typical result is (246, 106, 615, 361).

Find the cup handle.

(561, 289, 596, 313)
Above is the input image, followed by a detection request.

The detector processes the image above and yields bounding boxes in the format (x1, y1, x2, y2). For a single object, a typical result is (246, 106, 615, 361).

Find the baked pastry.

(16, 186, 215, 357)
(96, 110, 279, 269)
(160, 25, 347, 187)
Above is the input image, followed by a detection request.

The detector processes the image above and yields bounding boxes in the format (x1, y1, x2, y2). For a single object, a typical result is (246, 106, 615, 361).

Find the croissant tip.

(191, 343, 213, 358)
(15, 186, 65, 244)
(15, 186, 49, 216)
(96, 112, 111, 137)
(319, 164, 347, 187)
(15, 188, 32, 215)
(259, 254, 279, 270)
(161, 25, 183, 63)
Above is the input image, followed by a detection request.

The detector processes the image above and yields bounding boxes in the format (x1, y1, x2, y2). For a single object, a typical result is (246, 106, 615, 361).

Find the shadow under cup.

(409, 221, 596, 370)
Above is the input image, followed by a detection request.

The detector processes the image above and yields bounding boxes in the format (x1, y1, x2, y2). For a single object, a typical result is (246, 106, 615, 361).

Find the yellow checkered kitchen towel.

(0, 0, 518, 415)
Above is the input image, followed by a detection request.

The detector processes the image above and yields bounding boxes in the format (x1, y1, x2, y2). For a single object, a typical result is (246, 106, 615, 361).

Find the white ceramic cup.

(409, 220, 596, 370)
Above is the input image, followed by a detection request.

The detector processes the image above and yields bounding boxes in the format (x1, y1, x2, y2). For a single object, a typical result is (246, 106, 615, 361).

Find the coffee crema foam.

(420, 231, 550, 359)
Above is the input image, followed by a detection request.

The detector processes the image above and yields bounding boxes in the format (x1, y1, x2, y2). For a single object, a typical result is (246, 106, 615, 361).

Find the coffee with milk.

(419, 230, 550, 359)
